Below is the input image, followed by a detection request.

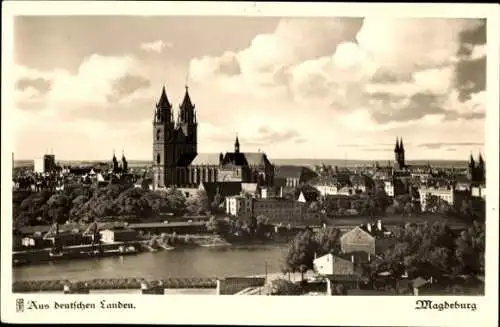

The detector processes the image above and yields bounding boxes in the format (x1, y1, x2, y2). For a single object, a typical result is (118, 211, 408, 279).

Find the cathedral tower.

(394, 137, 406, 170)
(175, 86, 198, 167)
(153, 86, 175, 188)
(152, 85, 198, 188)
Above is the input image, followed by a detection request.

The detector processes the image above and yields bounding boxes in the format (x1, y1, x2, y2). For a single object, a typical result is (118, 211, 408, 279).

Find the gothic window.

(156, 129, 161, 142)
(156, 153, 160, 165)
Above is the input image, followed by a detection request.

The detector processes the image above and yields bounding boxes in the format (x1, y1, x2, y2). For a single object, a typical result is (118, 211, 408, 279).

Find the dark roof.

(221, 152, 270, 167)
(200, 181, 242, 199)
(275, 165, 304, 179)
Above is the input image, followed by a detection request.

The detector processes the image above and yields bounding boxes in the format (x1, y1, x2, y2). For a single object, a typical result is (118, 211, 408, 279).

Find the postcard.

(1, 1, 499, 326)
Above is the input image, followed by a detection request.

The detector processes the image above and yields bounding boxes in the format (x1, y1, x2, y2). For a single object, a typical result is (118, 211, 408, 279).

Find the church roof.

(191, 153, 220, 165)
(222, 152, 270, 167)
(274, 165, 304, 179)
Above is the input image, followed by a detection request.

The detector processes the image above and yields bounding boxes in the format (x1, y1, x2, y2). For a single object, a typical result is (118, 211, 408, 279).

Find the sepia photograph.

(2, 1, 499, 326)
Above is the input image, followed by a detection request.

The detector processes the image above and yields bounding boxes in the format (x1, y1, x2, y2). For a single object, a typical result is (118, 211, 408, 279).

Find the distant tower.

(121, 150, 128, 172)
(477, 153, 485, 183)
(468, 153, 476, 181)
(112, 150, 119, 172)
(234, 135, 240, 153)
(399, 138, 405, 167)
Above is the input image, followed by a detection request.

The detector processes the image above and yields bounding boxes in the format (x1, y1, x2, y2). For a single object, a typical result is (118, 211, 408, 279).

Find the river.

(13, 244, 289, 281)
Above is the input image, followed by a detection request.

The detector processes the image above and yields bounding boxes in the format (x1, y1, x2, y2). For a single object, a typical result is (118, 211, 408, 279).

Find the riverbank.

(12, 234, 291, 267)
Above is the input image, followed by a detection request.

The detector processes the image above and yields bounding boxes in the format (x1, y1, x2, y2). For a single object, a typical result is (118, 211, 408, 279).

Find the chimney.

(377, 219, 382, 231)
(367, 223, 372, 233)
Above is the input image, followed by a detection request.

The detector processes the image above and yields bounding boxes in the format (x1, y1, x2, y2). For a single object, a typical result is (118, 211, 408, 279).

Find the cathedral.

(393, 137, 406, 170)
(152, 85, 274, 190)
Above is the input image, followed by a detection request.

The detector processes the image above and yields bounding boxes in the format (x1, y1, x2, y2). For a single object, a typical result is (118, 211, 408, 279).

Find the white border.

(2, 2, 499, 326)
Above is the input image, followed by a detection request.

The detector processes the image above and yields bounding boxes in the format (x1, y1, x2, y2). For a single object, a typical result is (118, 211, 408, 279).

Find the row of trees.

(13, 184, 213, 228)
(371, 220, 485, 278)
(281, 220, 485, 282)
(205, 215, 272, 242)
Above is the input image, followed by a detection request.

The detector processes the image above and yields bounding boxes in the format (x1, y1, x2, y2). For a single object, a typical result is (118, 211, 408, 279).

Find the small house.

(99, 228, 138, 244)
(340, 226, 376, 255)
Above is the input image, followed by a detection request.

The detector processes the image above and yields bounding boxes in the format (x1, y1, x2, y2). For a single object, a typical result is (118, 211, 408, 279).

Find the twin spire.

(394, 137, 405, 153)
(154, 84, 195, 124)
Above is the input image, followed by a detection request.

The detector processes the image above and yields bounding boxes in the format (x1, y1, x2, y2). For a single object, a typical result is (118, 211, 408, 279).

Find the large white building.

(34, 158, 44, 173)
(419, 186, 455, 211)
(471, 185, 486, 199)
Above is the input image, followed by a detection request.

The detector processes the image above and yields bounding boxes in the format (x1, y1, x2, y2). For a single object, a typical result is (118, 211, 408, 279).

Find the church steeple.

(469, 153, 475, 168)
(234, 135, 240, 153)
(394, 137, 400, 153)
(178, 85, 196, 125)
(399, 138, 404, 152)
(121, 150, 128, 172)
(112, 149, 119, 172)
(155, 86, 172, 123)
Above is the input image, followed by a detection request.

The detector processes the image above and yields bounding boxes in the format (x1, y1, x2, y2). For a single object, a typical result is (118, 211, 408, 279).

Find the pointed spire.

(158, 86, 171, 108)
(394, 137, 400, 152)
(180, 85, 194, 110)
(121, 149, 126, 160)
(399, 138, 404, 151)
(234, 134, 240, 153)
(469, 153, 475, 167)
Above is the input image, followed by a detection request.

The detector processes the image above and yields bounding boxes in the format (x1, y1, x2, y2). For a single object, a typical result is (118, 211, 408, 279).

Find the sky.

(11, 16, 486, 161)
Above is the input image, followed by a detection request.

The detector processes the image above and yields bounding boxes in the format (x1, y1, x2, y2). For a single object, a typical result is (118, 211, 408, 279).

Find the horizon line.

(13, 157, 471, 163)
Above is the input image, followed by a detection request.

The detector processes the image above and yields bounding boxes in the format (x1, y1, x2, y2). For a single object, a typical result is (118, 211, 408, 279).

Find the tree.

(283, 229, 318, 280)
(424, 194, 439, 213)
(186, 190, 210, 215)
(314, 226, 342, 257)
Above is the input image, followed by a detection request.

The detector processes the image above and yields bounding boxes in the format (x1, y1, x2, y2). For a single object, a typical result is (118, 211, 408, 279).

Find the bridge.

(13, 277, 266, 295)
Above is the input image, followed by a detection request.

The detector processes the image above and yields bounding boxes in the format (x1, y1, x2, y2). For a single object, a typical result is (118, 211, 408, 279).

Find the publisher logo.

(16, 298, 24, 313)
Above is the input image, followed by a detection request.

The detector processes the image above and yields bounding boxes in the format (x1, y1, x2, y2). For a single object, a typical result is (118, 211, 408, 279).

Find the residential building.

(274, 165, 317, 188)
(260, 198, 304, 224)
(99, 228, 138, 244)
(384, 180, 394, 197)
(225, 195, 253, 217)
(313, 253, 356, 276)
(340, 226, 376, 256)
(471, 185, 486, 199)
(419, 186, 455, 211)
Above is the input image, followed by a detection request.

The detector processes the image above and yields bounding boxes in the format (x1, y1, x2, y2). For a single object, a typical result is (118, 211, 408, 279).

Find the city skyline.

(12, 16, 486, 161)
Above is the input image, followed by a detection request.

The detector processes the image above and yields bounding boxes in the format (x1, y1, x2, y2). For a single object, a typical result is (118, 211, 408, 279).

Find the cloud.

(14, 54, 157, 125)
(207, 125, 305, 148)
(16, 77, 52, 96)
(418, 142, 483, 149)
(107, 74, 151, 102)
(140, 40, 173, 53)
(190, 17, 485, 134)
